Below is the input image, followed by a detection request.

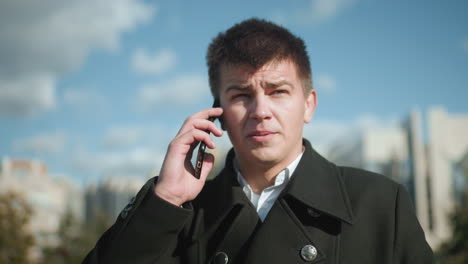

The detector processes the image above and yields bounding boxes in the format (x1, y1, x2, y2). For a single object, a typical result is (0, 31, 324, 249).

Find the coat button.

(120, 209, 128, 219)
(212, 252, 229, 264)
(307, 208, 321, 217)
(300, 245, 318, 262)
(120, 204, 133, 219)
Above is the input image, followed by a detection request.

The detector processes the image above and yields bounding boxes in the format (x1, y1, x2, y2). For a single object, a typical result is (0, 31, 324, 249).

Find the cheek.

(275, 104, 306, 128)
(223, 108, 246, 130)
(274, 100, 302, 116)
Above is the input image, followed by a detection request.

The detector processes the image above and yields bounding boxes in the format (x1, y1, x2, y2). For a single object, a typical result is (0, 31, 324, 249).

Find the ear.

(303, 89, 317, 124)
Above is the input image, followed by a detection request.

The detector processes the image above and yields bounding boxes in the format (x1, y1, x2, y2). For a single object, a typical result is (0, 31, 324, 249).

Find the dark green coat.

(84, 140, 433, 263)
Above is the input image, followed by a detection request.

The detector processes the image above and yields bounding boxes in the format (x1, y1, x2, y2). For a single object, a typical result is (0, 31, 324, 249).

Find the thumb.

(199, 153, 215, 181)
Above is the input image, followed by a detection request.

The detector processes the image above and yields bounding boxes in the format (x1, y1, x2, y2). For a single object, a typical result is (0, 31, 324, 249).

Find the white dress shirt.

(234, 152, 303, 221)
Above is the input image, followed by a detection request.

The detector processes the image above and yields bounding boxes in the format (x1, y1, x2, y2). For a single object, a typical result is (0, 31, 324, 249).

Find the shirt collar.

(234, 151, 304, 192)
(213, 139, 355, 225)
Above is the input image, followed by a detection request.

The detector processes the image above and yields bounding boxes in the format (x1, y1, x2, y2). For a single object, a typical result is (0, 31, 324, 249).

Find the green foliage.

(437, 204, 468, 264)
(0, 191, 35, 264)
(0, 190, 114, 264)
(40, 211, 113, 264)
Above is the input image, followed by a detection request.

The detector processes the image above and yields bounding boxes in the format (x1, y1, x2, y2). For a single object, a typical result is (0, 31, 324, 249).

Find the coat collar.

(285, 139, 355, 224)
(209, 138, 354, 225)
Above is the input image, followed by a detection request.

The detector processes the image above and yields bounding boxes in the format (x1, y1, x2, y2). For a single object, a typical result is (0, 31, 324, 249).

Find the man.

(84, 18, 433, 264)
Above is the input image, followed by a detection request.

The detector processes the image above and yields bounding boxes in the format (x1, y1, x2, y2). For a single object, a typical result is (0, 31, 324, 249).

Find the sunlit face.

(219, 60, 316, 168)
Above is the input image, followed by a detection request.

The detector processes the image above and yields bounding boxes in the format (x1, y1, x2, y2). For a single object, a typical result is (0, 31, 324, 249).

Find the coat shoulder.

(338, 165, 399, 188)
(336, 165, 403, 207)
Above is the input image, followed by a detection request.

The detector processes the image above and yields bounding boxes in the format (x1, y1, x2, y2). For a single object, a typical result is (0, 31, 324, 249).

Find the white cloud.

(352, 113, 400, 131)
(102, 122, 179, 149)
(72, 147, 165, 178)
(103, 126, 146, 148)
(0, 0, 155, 117)
(0, 75, 56, 116)
(304, 114, 400, 154)
(271, 0, 357, 26)
(315, 73, 337, 93)
(71, 122, 181, 179)
(13, 131, 67, 154)
(136, 74, 210, 111)
(303, 119, 349, 153)
(131, 48, 177, 75)
(306, 0, 356, 24)
(63, 88, 108, 112)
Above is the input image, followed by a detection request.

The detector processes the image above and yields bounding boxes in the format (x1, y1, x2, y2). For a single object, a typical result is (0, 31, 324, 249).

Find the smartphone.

(194, 99, 220, 179)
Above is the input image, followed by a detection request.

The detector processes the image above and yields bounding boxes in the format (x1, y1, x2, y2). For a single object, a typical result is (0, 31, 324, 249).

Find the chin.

(248, 148, 281, 165)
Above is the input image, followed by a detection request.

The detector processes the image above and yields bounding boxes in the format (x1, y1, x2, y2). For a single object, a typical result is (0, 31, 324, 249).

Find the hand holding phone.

(155, 101, 222, 206)
(194, 99, 220, 179)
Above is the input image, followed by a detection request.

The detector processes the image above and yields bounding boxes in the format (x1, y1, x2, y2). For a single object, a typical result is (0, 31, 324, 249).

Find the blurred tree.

(76, 211, 114, 261)
(437, 189, 468, 264)
(0, 191, 35, 264)
(437, 205, 468, 264)
(40, 210, 112, 264)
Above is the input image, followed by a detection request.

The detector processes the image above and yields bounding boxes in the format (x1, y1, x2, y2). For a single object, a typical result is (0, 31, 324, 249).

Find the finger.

(178, 118, 223, 138)
(192, 129, 217, 149)
(176, 129, 217, 150)
(179, 108, 223, 134)
(190, 107, 223, 120)
(190, 119, 224, 137)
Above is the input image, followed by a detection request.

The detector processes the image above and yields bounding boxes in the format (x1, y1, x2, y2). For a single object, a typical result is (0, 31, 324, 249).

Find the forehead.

(219, 60, 300, 88)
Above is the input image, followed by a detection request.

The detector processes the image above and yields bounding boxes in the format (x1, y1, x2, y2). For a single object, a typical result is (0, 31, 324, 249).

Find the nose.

(249, 94, 272, 120)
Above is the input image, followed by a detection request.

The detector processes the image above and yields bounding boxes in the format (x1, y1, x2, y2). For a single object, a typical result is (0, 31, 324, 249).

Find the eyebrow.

(224, 83, 251, 94)
(224, 80, 293, 94)
(265, 80, 293, 89)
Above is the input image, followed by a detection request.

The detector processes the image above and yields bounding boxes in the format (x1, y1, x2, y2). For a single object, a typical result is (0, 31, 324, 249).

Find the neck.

(237, 161, 281, 194)
(236, 144, 304, 194)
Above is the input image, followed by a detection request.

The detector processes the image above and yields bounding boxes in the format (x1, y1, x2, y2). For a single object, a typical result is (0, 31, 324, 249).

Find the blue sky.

(1, 0, 467, 185)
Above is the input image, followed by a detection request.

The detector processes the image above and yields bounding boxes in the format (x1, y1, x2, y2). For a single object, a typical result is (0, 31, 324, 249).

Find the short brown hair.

(206, 18, 312, 99)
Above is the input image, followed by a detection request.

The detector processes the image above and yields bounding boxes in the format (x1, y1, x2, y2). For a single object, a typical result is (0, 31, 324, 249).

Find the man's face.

(218, 60, 316, 168)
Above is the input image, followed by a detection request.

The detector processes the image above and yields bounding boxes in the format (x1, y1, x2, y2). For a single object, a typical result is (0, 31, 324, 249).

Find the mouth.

(247, 130, 277, 142)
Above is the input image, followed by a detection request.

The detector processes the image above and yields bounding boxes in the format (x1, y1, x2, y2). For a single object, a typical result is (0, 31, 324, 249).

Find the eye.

(271, 89, 288, 96)
(231, 93, 249, 100)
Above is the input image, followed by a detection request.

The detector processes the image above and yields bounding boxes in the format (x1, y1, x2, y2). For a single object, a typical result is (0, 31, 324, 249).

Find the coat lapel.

(194, 150, 260, 263)
(240, 139, 355, 263)
(285, 139, 355, 225)
(243, 199, 328, 263)
(196, 139, 355, 264)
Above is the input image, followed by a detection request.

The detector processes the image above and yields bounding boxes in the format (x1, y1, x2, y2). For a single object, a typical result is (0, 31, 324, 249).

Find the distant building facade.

(425, 107, 468, 248)
(85, 177, 145, 224)
(0, 158, 83, 257)
(326, 106, 468, 249)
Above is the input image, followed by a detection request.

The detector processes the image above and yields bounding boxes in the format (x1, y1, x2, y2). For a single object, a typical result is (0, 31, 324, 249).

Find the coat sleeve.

(82, 177, 193, 264)
(393, 184, 434, 264)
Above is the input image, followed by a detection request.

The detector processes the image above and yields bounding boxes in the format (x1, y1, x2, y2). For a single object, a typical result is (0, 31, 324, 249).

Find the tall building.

(85, 177, 146, 224)
(325, 106, 468, 249)
(327, 123, 410, 187)
(425, 107, 468, 247)
(0, 157, 83, 257)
